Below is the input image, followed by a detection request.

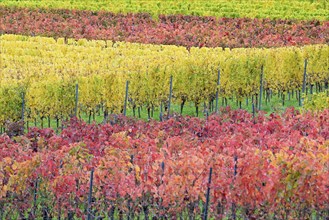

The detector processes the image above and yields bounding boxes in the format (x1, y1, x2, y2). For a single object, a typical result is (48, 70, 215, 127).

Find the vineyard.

(1, 0, 329, 20)
(1, 7, 329, 48)
(1, 35, 329, 126)
(1, 109, 329, 219)
(0, 0, 329, 219)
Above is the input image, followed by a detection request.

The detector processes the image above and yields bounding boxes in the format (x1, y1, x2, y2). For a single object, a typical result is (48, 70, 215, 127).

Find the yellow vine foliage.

(0, 34, 328, 124)
(1, 0, 328, 21)
(304, 92, 329, 112)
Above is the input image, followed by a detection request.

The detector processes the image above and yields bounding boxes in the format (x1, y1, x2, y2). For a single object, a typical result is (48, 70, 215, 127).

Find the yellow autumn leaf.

(3, 157, 11, 164)
(135, 165, 141, 182)
(12, 162, 18, 170)
(135, 165, 141, 173)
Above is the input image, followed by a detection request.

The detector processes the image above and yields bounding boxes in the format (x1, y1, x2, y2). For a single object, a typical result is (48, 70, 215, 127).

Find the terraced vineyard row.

(1, 34, 328, 125)
(1, 0, 329, 20)
(1, 7, 328, 48)
(1, 109, 328, 219)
